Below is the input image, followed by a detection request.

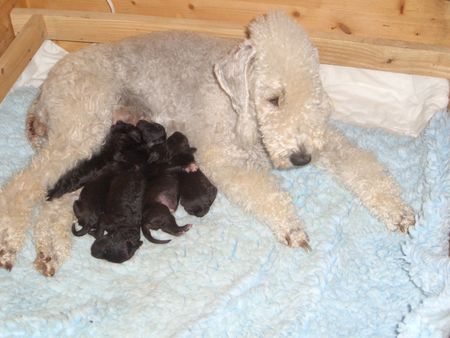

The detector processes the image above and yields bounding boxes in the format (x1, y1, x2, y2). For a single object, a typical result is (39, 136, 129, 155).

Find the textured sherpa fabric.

(0, 87, 449, 337)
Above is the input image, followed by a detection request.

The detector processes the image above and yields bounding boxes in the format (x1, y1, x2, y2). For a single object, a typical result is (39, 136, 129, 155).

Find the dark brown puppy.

(179, 169, 218, 217)
(140, 131, 196, 244)
(67, 121, 166, 238)
(141, 174, 192, 244)
(90, 168, 145, 263)
(71, 173, 112, 237)
(47, 121, 150, 200)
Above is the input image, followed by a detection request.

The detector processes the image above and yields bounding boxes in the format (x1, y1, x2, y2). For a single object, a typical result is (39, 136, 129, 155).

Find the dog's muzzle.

(289, 151, 311, 166)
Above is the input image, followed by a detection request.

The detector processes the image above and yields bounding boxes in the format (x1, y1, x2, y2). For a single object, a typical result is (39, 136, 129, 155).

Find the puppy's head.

(181, 176, 218, 217)
(136, 120, 167, 148)
(91, 231, 142, 263)
(109, 122, 143, 153)
(166, 132, 197, 166)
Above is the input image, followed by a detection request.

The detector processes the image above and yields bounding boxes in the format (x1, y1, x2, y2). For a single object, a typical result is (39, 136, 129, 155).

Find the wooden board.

(20, 0, 450, 47)
(0, 14, 46, 102)
(10, 8, 450, 78)
(0, 0, 26, 55)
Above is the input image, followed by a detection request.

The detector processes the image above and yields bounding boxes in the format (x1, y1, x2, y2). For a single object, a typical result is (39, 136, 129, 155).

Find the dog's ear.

(214, 41, 258, 146)
(214, 42, 254, 115)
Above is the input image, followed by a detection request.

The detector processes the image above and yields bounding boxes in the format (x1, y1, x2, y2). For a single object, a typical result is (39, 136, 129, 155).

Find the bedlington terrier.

(0, 11, 415, 276)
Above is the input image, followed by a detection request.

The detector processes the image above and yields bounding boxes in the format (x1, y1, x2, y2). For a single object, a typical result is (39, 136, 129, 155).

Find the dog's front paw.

(34, 250, 59, 277)
(278, 228, 311, 251)
(386, 205, 416, 233)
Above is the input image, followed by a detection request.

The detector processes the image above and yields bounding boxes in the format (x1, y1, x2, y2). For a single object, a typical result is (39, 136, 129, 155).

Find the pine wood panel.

(22, 0, 450, 47)
(0, 0, 26, 55)
(0, 14, 46, 101)
(10, 8, 450, 79)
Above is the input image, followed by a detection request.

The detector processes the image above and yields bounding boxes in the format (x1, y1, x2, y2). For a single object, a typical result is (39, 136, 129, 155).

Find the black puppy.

(70, 125, 196, 257)
(47, 121, 154, 200)
(141, 174, 192, 244)
(179, 169, 218, 217)
(91, 130, 197, 255)
(90, 168, 145, 263)
(140, 132, 197, 244)
(63, 120, 166, 239)
(71, 173, 112, 237)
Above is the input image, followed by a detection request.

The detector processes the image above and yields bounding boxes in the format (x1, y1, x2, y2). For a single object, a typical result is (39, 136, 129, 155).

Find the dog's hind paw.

(34, 251, 59, 277)
(281, 228, 311, 251)
(0, 227, 22, 271)
(0, 248, 16, 271)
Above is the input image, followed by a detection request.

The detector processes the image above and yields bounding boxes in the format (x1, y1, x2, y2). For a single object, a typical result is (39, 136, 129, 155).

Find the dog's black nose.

(289, 151, 311, 166)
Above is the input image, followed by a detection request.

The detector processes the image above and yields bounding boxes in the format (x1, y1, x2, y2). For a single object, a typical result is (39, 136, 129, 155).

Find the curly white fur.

(0, 12, 415, 275)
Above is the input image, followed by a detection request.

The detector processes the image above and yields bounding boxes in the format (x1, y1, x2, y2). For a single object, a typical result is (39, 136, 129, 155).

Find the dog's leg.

(1, 109, 114, 274)
(33, 191, 78, 276)
(200, 149, 310, 250)
(0, 167, 43, 270)
(0, 127, 110, 271)
(317, 128, 415, 232)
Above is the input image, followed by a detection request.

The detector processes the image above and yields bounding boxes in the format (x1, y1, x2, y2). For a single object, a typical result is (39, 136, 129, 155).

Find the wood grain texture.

(10, 8, 450, 78)
(11, 8, 246, 40)
(0, 0, 22, 56)
(0, 14, 46, 102)
(22, 0, 450, 47)
(53, 40, 91, 52)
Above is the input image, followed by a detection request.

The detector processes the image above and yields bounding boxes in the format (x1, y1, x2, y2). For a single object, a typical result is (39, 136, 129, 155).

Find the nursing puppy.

(90, 168, 144, 263)
(69, 125, 198, 259)
(71, 173, 112, 237)
(179, 169, 218, 217)
(91, 131, 197, 258)
(141, 175, 192, 244)
(141, 132, 197, 244)
(66, 120, 167, 247)
(47, 121, 148, 201)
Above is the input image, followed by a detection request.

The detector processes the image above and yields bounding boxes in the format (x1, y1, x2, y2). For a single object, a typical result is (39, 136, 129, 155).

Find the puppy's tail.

(71, 222, 92, 237)
(142, 226, 171, 244)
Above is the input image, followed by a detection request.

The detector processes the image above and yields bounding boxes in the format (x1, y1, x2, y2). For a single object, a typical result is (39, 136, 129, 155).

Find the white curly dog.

(0, 12, 415, 276)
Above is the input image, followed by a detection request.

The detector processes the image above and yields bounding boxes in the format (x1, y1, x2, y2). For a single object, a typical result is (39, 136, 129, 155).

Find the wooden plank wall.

(0, 0, 27, 55)
(2, 1, 450, 77)
(0, 14, 46, 100)
(10, 8, 450, 79)
(20, 0, 450, 48)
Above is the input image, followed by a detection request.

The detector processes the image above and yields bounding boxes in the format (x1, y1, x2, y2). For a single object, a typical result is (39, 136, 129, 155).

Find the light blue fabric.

(0, 87, 448, 337)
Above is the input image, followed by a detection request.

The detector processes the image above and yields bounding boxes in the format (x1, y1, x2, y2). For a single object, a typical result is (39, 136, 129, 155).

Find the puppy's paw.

(184, 163, 198, 173)
(279, 228, 311, 251)
(34, 251, 59, 277)
(386, 205, 416, 233)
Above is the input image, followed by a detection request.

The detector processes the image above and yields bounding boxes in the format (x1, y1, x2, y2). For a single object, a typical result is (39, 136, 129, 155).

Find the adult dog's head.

(215, 11, 332, 169)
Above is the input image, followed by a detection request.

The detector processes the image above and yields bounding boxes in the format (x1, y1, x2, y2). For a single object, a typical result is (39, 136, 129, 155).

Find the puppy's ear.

(214, 41, 258, 146)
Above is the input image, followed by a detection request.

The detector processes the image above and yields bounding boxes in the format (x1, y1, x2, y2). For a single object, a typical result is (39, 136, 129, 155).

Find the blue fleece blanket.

(0, 87, 449, 337)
